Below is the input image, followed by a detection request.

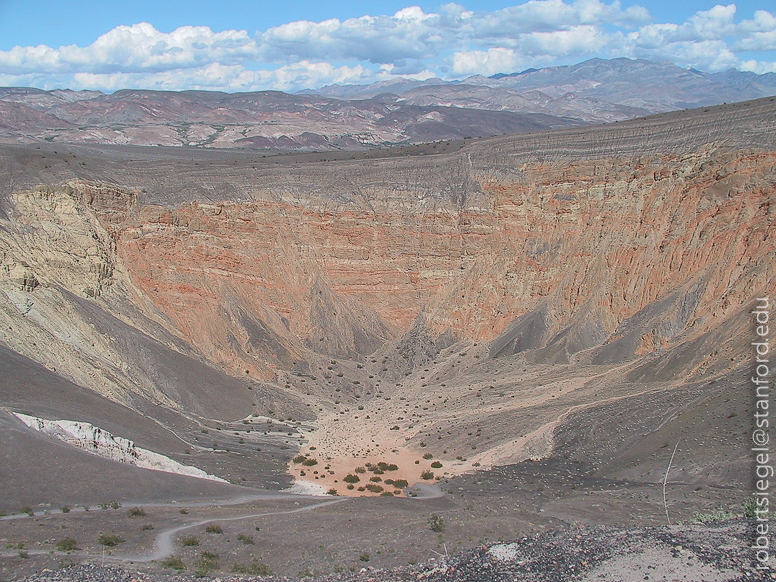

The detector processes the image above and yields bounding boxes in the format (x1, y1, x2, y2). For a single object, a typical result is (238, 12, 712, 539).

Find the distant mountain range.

(0, 58, 774, 151)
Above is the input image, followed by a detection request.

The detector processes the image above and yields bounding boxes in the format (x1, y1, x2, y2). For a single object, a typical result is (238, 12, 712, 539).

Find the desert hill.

(1, 58, 774, 151)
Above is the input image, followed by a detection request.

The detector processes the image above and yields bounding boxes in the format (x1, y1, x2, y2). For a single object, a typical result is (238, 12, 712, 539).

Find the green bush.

(302, 458, 318, 466)
(692, 508, 736, 523)
(56, 538, 78, 552)
(160, 556, 186, 570)
(127, 507, 146, 517)
(195, 551, 218, 576)
(232, 561, 272, 575)
(60, 506, 70, 514)
(421, 470, 434, 480)
(20, 506, 33, 516)
(391, 479, 409, 489)
(98, 533, 125, 547)
(179, 535, 200, 547)
(744, 496, 758, 518)
(109, 501, 121, 510)
(343, 474, 360, 483)
(354, 466, 366, 474)
(423, 453, 433, 459)
(365, 484, 384, 493)
(430, 461, 443, 469)
(205, 524, 223, 534)
(429, 514, 445, 532)
(360, 553, 370, 562)
(327, 488, 338, 496)
(236, 533, 254, 545)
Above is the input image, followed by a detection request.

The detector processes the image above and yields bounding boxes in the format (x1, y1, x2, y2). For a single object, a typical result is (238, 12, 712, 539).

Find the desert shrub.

(380, 491, 394, 497)
(347, 484, 355, 490)
(370, 476, 382, 482)
(423, 453, 433, 460)
(293, 455, 307, 464)
(18, 550, 28, 559)
(179, 508, 189, 514)
(109, 501, 121, 509)
(142, 524, 154, 530)
(365, 484, 384, 493)
(378, 462, 398, 471)
(232, 561, 272, 575)
(743, 496, 758, 518)
(421, 470, 434, 480)
(343, 474, 360, 483)
(160, 556, 186, 570)
(327, 489, 338, 496)
(360, 553, 370, 562)
(392, 479, 409, 489)
(127, 507, 146, 517)
(692, 508, 736, 523)
(56, 538, 78, 552)
(429, 514, 445, 532)
(205, 524, 223, 534)
(430, 461, 443, 468)
(195, 551, 218, 576)
(179, 535, 200, 547)
(302, 458, 318, 466)
(236, 533, 254, 545)
(98, 533, 124, 547)
(20, 506, 33, 516)
(60, 506, 70, 514)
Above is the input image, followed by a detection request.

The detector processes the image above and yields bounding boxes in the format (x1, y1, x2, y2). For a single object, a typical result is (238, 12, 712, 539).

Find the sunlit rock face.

(1, 100, 774, 391)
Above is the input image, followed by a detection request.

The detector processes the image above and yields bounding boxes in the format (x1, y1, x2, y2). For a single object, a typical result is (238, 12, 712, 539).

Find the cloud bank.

(0, 1, 774, 92)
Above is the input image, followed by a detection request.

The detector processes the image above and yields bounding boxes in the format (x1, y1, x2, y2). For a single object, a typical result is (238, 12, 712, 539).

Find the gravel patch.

(19, 519, 766, 582)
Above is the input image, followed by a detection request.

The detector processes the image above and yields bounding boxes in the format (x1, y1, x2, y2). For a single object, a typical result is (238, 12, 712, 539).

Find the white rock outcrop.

(14, 412, 227, 483)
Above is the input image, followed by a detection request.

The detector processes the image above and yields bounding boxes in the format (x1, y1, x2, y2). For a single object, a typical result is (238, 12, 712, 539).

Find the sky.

(0, 0, 774, 93)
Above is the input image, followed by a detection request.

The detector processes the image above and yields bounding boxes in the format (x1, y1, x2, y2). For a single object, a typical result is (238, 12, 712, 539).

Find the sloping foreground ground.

(16, 519, 762, 582)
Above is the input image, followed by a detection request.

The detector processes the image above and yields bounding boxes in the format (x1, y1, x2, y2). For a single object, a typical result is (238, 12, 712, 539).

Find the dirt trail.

(126, 497, 349, 563)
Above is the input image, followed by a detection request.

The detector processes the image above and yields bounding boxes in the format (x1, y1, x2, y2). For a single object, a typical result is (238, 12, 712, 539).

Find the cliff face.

(58, 146, 771, 383)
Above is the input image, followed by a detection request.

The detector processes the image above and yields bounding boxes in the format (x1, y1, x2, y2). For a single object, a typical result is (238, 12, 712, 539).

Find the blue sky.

(0, 0, 774, 92)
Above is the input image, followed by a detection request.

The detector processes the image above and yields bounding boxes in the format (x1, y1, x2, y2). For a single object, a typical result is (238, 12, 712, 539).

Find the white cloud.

(0, 1, 774, 91)
(453, 48, 521, 76)
(740, 59, 776, 73)
(62, 61, 375, 93)
(620, 4, 776, 72)
(0, 23, 261, 76)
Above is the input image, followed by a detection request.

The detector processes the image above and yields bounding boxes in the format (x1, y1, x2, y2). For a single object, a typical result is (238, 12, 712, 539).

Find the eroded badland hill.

(0, 97, 774, 580)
